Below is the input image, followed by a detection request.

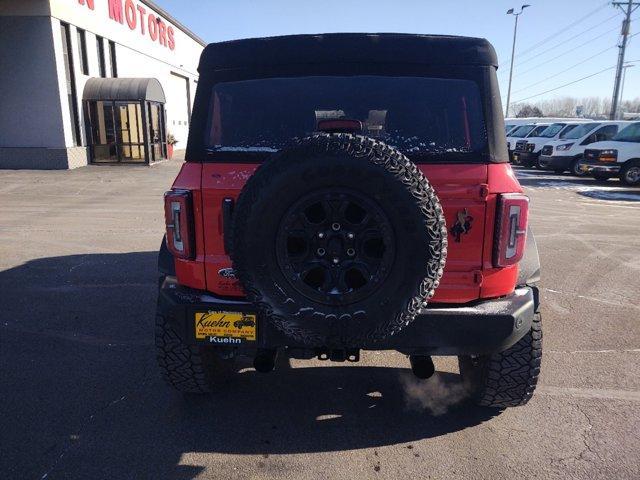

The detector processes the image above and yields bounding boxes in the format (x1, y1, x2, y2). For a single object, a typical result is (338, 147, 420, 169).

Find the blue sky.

(155, 0, 639, 105)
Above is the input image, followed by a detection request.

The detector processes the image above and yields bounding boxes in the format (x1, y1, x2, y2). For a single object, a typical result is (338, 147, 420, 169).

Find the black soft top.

(199, 33, 498, 72)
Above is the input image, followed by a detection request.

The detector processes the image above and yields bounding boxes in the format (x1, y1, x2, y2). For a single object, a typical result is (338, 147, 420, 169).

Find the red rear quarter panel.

(171, 163, 206, 290)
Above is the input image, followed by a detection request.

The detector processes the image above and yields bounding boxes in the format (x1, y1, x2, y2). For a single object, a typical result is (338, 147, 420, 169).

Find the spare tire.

(231, 134, 447, 347)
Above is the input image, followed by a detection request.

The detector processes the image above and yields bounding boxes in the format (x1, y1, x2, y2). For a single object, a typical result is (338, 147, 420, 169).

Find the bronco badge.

(218, 267, 236, 278)
(450, 208, 473, 242)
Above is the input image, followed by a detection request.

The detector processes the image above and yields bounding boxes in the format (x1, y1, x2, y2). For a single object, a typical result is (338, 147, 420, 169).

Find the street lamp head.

(507, 5, 530, 15)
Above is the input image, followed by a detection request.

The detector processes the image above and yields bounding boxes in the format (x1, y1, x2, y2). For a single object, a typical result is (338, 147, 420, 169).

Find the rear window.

(207, 76, 487, 161)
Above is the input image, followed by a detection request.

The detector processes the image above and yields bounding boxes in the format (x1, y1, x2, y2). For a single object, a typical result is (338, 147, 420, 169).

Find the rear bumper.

(538, 154, 572, 170)
(158, 277, 538, 356)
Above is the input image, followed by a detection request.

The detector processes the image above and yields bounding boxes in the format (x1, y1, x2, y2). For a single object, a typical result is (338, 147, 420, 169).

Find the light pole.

(619, 63, 635, 114)
(505, 4, 531, 117)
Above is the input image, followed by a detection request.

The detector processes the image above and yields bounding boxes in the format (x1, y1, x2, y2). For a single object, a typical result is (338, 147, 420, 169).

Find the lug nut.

(317, 248, 326, 256)
(347, 232, 354, 239)
(347, 248, 355, 256)
(332, 223, 341, 231)
(332, 257, 340, 264)
(318, 232, 325, 239)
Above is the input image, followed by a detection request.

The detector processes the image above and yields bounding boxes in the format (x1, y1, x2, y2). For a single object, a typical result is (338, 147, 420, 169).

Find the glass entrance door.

(87, 100, 158, 163)
(88, 101, 118, 161)
(115, 102, 144, 162)
(148, 102, 167, 162)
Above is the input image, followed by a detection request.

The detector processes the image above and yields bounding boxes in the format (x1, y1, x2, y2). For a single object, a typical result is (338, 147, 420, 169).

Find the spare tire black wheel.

(231, 134, 447, 347)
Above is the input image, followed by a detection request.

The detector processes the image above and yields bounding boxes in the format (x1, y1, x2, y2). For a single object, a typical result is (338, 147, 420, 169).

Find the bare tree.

(509, 96, 639, 119)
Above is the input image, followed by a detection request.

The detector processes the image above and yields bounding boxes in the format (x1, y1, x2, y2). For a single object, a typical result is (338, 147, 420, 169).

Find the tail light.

(164, 189, 194, 259)
(493, 193, 529, 267)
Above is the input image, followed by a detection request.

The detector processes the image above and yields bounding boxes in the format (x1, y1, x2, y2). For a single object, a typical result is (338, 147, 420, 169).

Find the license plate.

(194, 311, 256, 344)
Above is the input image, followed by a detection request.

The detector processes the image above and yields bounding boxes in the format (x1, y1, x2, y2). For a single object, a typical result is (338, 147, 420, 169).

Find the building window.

(96, 36, 106, 77)
(60, 22, 81, 146)
(77, 29, 88, 75)
(109, 41, 117, 78)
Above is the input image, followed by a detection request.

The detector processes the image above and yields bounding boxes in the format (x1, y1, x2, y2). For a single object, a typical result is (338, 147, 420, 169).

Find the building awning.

(82, 78, 166, 103)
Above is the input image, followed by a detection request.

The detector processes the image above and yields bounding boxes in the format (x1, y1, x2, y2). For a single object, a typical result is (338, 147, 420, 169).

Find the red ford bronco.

(156, 34, 542, 409)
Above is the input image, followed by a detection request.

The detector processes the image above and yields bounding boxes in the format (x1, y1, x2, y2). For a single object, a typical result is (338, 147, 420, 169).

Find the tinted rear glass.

(207, 76, 487, 161)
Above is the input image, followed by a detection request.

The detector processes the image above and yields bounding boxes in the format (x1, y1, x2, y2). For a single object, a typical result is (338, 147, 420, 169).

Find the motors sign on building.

(0, 0, 205, 169)
(75, 0, 177, 50)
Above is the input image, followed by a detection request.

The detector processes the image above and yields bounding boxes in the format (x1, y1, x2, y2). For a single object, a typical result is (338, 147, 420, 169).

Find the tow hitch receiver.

(317, 348, 360, 362)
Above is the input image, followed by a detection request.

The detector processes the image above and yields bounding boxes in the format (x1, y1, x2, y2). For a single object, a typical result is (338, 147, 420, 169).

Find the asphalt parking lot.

(1, 160, 639, 480)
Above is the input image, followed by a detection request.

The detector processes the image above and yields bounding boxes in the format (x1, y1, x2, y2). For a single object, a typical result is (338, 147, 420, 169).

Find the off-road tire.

(458, 313, 542, 408)
(155, 313, 235, 393)
(231, 133, 447, 347)
(592, 172, 611, 182)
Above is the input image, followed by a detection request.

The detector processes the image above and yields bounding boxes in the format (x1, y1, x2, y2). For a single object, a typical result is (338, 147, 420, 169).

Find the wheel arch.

(158, 235, 176, 277)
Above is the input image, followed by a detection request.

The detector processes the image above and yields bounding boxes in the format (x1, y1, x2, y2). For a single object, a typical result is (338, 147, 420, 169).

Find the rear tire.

(155, 313, 236, 394)
(458, 313, 542, 408)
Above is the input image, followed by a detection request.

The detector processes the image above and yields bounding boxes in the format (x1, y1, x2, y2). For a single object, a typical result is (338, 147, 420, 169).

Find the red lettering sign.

(136, 4, 146, 34)
(78, 0, 95, 10)
(108, 0, 123, 24)
(124, 0, 136, 30)
(148, 14, 158, 41)
(167, 27, 175, 51)
(76, 0, 176, 51)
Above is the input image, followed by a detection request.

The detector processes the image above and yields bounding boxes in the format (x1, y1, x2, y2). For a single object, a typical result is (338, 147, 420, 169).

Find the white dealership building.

(0, 0, 205, 169)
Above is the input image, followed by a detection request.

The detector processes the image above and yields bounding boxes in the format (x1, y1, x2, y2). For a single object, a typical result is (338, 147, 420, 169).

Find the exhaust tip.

(409, 355, 435, 379)
(253, 349, 277, 373)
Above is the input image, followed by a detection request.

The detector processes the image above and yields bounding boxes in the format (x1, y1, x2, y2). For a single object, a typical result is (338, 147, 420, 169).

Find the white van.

(538, 121, 631, 175)
(578, 122, 640, 186)
(504, 117, 585, 137)
(512, 121, 592, 168)
(505, 118, 542, 136)
(506, 123, 551, 159)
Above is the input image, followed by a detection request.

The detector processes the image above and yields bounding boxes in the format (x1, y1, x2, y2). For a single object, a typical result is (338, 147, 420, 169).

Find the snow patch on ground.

(514, 171, 640, 202)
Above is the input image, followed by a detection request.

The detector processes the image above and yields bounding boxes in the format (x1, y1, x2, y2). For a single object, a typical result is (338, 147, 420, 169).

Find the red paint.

(108, 0, 123, 23)
(158, 21, 167, 47)
(171, 163, 206, 290)
(172, 159, 525, 304)
(124, 0, 136, 30)
(77, 0, 95, 10)
(136, 4, 146, 34)
(167, 27, 175, 50)
(148, 14, 158, 41)
(78, 0, 176, 50)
